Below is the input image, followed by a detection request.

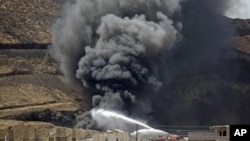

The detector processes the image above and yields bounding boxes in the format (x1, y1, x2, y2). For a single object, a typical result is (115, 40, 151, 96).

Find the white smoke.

(130, 128, 169, 140)
(225, 0, 250, 19)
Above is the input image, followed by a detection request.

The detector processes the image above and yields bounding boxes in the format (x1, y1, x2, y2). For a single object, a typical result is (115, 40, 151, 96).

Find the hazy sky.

(225, 0, 250, 19)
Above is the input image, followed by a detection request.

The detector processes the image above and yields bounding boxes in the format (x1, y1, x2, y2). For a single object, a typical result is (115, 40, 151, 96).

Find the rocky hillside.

(0, 50, 91, 127)
(0, 0, 93, 128)
(232, 19, 250, 54)
(0, 0, 61, 44)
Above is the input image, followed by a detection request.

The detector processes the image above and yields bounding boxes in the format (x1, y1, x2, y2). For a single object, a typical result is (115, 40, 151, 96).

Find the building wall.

(188, 131, 216, 141)
(0, 125, 99, 141)
(48, 127, 99, 141)
(92, 129, 133, 141)
(0, 129, 5, 141)
(211, 125, 230, 141)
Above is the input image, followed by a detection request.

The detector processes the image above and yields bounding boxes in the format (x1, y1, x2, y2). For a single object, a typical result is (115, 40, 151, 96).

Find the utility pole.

(135, 125, 139, 141)
(72, 128, 76, 141)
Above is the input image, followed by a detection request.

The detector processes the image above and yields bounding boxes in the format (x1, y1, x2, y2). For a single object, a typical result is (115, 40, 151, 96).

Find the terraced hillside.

(0, 50, 91, 127)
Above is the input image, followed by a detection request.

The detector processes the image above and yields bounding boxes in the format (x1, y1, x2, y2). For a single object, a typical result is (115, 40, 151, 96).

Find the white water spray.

(91, 109, 170, 139)
(91, 109, 153, 130)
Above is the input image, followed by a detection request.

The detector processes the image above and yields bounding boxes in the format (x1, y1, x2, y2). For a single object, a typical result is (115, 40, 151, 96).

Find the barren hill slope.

(0, 0, 61, 44)
(231, 19, 250, 54)
(0, 50, 91, 127)
(0, 0, 92, 127)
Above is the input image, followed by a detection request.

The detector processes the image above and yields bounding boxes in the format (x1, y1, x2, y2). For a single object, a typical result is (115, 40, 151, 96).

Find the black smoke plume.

(50, 0, 244, 130)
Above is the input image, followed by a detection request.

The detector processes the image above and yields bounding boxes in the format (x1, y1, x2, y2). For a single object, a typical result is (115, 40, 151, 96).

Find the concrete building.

(0, 129, 5, 141)
(0, 128, 14, 141)
(0, 121, 230, 141)
(187, 125, 229, 141)
(188, 131, 216, 141)
(48, 127, 99, 141)
(210, 125, 229, 141)
(92, 129, 133, 141)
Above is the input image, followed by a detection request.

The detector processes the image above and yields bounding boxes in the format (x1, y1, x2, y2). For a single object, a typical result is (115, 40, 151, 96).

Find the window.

(56, 137, 67, 141)
(218, 131, 222, 136)
(222, 130, 227, 136)
(218, 130, 227, 136)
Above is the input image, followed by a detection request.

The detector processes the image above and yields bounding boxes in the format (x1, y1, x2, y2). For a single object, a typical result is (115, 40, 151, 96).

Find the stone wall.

(0, 120, 99, 141)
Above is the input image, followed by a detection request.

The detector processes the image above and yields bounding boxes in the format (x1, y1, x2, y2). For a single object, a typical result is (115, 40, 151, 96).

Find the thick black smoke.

(50, 0, 184, 129)
(50, 0, 241, 130)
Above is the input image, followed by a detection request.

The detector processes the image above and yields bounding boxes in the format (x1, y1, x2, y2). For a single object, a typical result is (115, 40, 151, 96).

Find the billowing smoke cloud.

(75, 12, 178, 109)
(50, 0, 184, 82)
(51, 0, 184, 129)
(50, 0, 243, 130)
